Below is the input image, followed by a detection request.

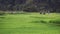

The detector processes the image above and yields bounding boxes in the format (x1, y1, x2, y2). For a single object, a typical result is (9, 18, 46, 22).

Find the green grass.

(0, 13, 60, 34)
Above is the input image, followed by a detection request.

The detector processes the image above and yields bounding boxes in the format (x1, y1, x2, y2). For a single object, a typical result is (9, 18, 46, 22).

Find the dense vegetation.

(0, 0, 60, 12)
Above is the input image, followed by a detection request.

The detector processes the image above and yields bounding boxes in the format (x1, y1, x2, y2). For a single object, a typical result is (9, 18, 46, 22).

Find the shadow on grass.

(30, 19, 60, 26)
(31, 20, 47, 24)
(49, 20, 60, 24)
(49, 19, 60, 26)
(0, 17, 5, 19)
(0, 16, 5, 22)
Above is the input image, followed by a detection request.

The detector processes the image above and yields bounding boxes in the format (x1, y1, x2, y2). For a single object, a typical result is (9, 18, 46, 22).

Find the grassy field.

(0, 13, 60, 34)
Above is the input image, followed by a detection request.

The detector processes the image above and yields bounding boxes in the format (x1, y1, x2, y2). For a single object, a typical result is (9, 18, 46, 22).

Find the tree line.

(0, 0, 60, 13)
